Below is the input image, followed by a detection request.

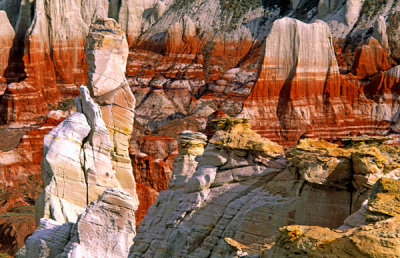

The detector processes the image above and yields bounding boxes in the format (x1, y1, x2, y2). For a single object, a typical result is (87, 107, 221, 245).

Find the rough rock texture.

(35, 18, 138, 225)
(0, 110, 71, 257)
(352, 37, 391, 79)
(0, 206, 35, 256)
(168, 131, 207, 189)
(21, 218, 73, 258)
(21, 189, 135, 258)
(0, 111, 70, 214)
(3, 1, 400, 255)
(1, 0, 400, 140)
(86, 18, 139, 202)
(265, 178, 400, 257)
(130, 119, 400, 257)
(0, 11, 14, 93)
(130, 135, 178, 225)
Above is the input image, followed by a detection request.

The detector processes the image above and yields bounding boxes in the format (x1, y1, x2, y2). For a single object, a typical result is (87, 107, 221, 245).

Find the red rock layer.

(0, 111, 68, 212)
(352, 37, 391, 79)
(242, 18, 399, 146)
(0, 4, 88, 125)
(130, 136, 178, 225)
(0, 111, 68, 255)
(0, 206, 35, 256)
(0, 11, 14, 94)
(135, 184, 159, 228)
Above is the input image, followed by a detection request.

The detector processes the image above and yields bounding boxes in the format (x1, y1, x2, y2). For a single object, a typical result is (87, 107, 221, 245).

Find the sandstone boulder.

(266, 178, 400, 257)
(21, 189, 136, 258)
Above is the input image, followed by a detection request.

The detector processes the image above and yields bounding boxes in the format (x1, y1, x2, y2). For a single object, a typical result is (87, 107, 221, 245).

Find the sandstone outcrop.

(86, 18, 139, 202)
(20, 189, 136, 258)
(241, 17, 352, 145)
(3, 1, 400, 256)
(0, 110, 71, 215)
(265, 178, 400, 257)
(35, 18, 138, 225)
(0, 0, 165, 125)
(0, 110, 71, 258)
(168, 131, 207, 189)
(351, 37, 391, 79)
(130, 119, 400, 257)
(240, 16, 400, 145)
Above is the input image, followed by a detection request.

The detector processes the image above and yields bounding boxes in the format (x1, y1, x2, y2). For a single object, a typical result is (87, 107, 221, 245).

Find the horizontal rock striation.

(2, 1, 400, 256)
(241, 17, 400, 146)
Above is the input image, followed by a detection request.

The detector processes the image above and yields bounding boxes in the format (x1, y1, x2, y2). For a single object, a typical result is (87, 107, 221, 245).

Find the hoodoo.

(21, 18, 138, 257)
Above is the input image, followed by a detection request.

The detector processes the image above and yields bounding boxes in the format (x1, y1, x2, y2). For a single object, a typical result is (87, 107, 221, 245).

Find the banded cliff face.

(240, 17, 395, 145)
(0, 0, 164, 125)
(2, 0, 400, 255)
(0, 0, 400, 134)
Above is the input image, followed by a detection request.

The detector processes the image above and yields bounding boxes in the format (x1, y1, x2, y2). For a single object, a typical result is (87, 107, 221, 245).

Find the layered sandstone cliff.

(240, 17, 400, 145)
(2, 1, 400, 256)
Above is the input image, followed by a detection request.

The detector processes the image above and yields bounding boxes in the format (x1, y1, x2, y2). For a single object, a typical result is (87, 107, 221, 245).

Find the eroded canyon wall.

(1, 0, 400, 256)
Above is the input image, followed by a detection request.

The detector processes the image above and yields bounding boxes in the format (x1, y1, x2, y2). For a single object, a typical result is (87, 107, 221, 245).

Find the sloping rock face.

(265, 178, 400, 257)
(35, 18, 138, 225)
(20, 189, 136, 258)
(130, 118, 400, 257)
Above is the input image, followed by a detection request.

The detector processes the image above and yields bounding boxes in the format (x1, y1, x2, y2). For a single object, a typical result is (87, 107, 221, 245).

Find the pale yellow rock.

(86, 19, 138, 206)
(210, 117, 283, 156)
(86, 18, 129, 97)
(169, 131, 207, 189)
(266, 179, 400, 258)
